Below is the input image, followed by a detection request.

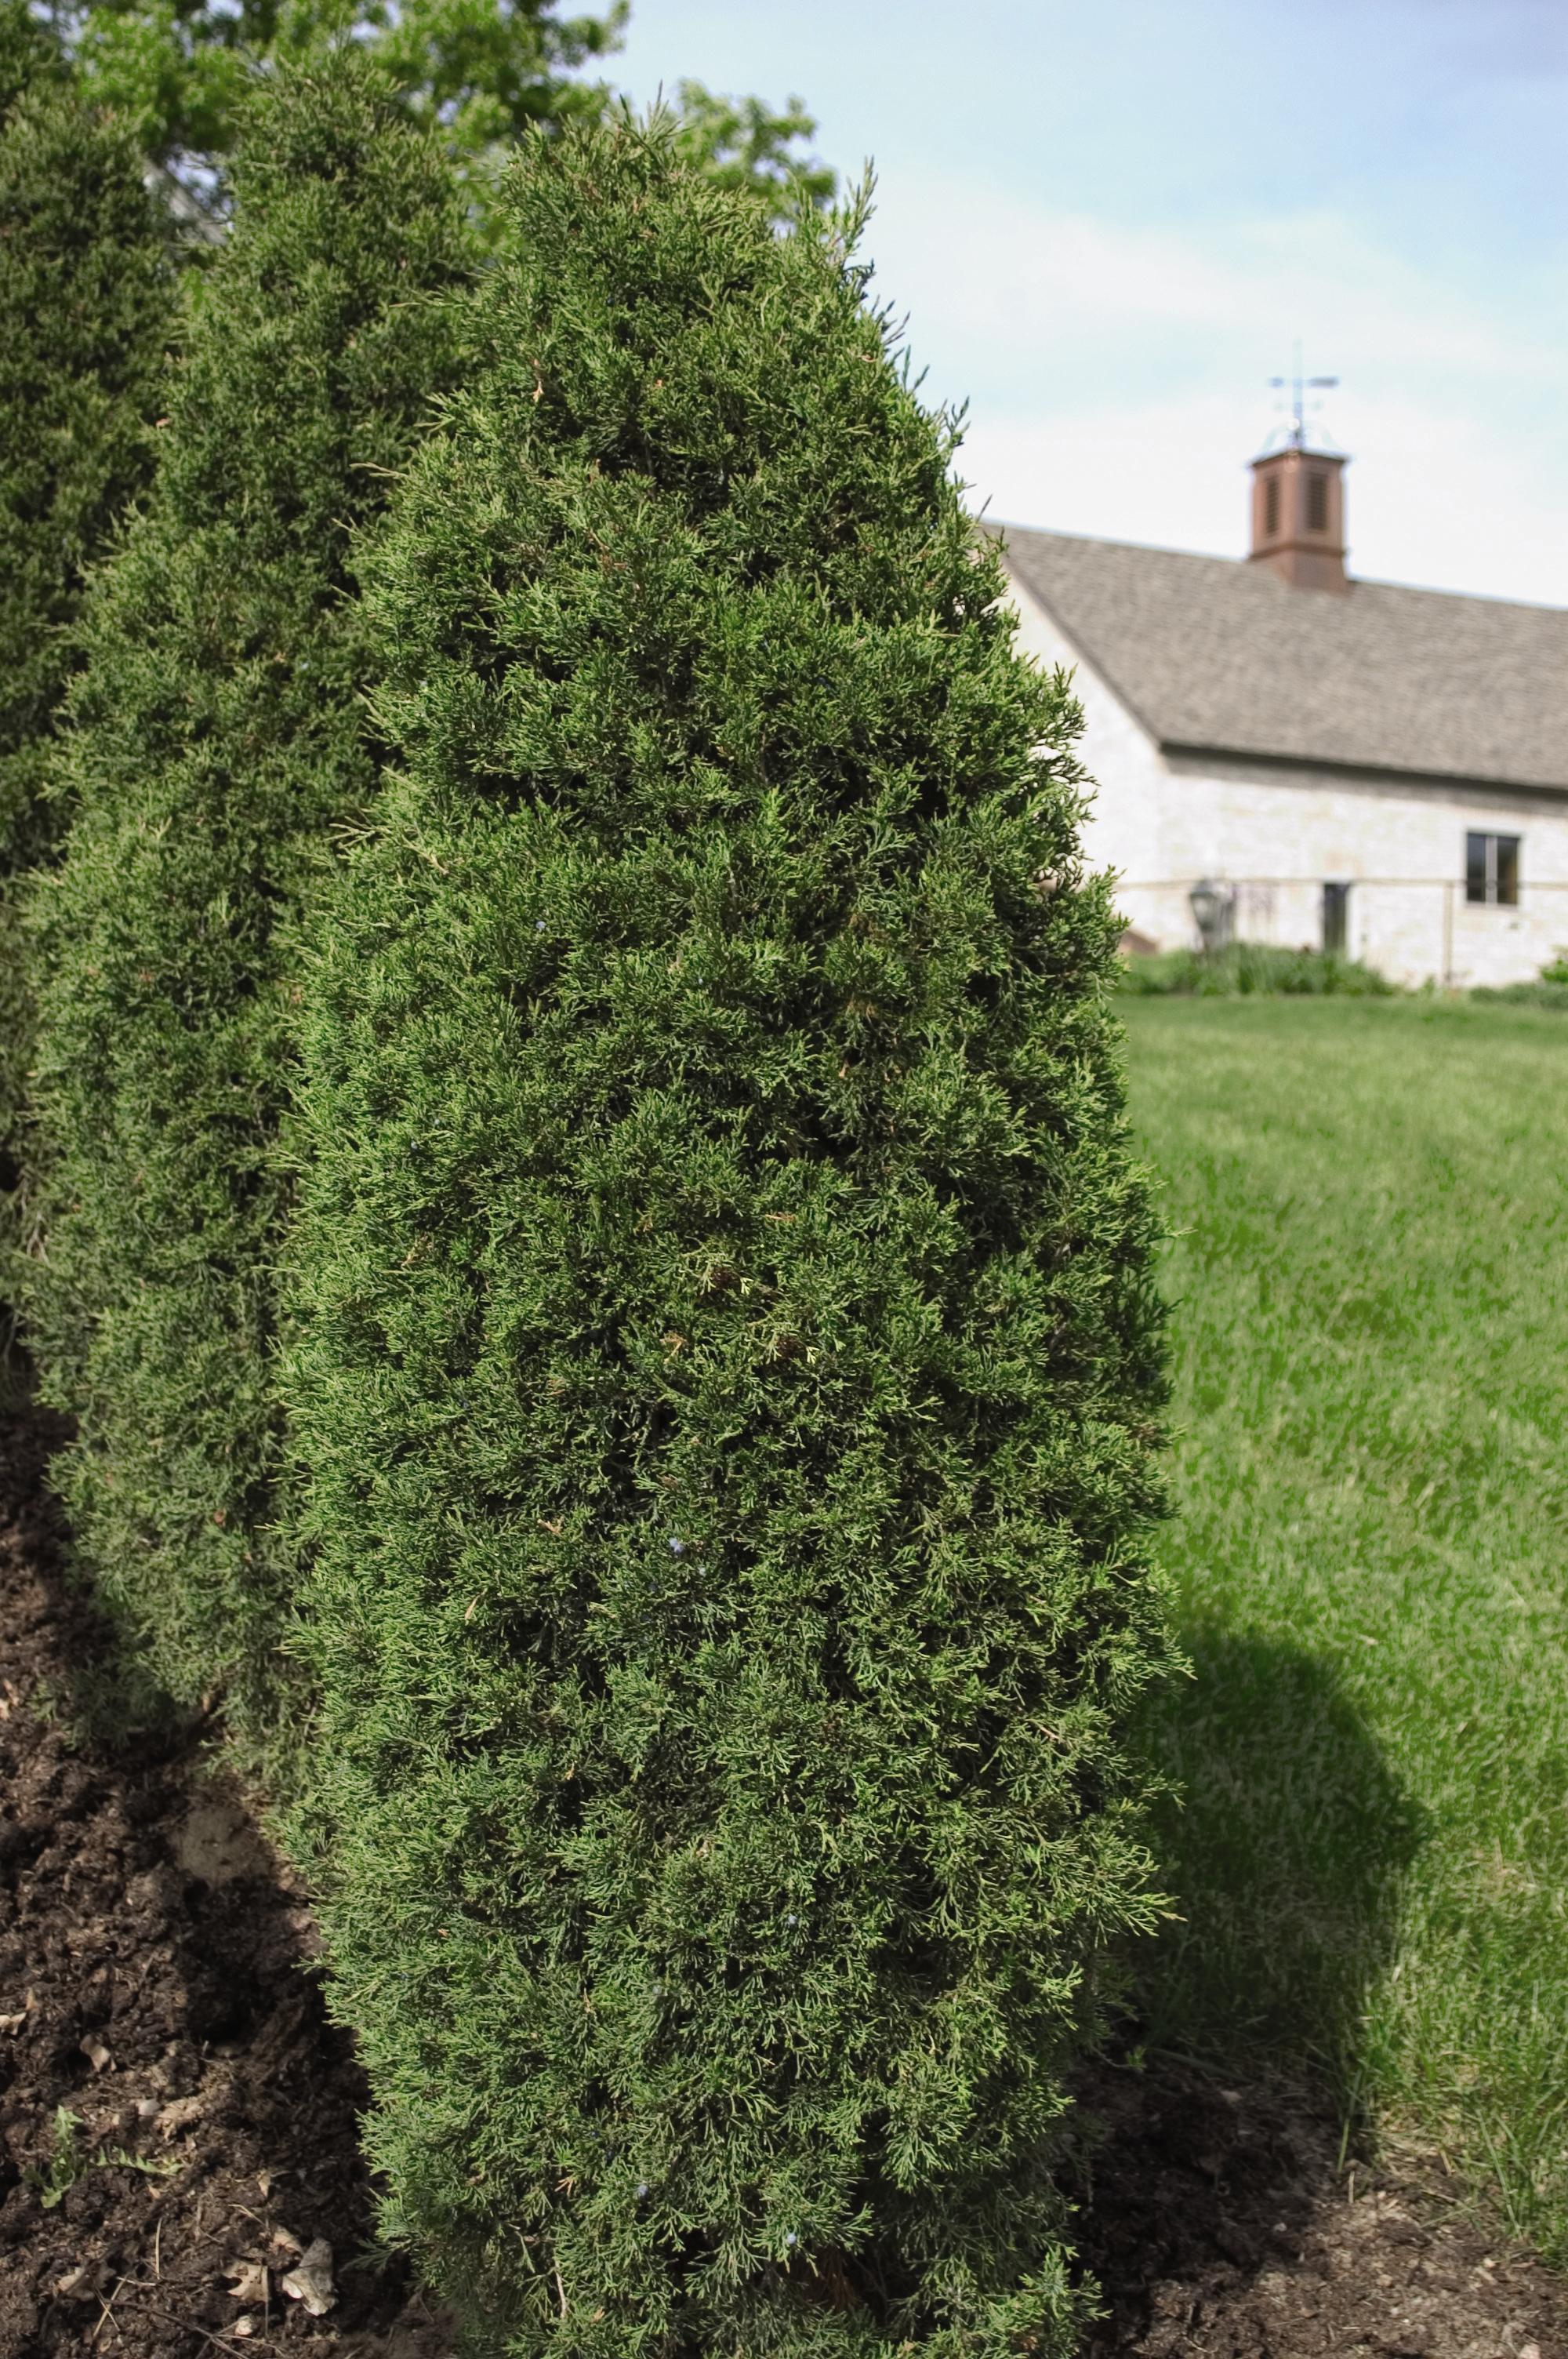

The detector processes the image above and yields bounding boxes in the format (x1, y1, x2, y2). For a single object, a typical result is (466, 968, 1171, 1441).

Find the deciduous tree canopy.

(61, 0, 829, 227)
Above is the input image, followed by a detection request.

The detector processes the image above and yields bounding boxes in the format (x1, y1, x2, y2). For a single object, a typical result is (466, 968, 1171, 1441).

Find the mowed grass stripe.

(1123, 995, 1568, 2256)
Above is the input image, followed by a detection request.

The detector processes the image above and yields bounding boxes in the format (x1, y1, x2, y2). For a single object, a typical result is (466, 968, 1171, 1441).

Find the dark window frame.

(1306, 471, 1330, 533)
(1323, 879, 1350, 954)
(1465, 830, 1521, 907)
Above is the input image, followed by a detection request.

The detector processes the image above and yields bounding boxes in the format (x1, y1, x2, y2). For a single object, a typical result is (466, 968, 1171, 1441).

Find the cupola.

(1249, 363, 1348, 592)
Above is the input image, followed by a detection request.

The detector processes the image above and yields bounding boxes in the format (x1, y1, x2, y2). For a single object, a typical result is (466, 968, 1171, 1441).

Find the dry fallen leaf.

(80, 2033, 112, 2072)
(55, 2261, 110, 2301)
(0, 1990, 34, 2034)
(157, 2092, 205, 2140)
(233, 2320, 256, 2339)
(281, 2236, 336, 2316)
(225, 2259, 270, 2306)
(270, 2226, 303, 2260)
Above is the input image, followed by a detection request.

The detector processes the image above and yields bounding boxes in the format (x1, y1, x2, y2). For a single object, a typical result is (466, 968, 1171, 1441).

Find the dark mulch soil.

(4, 1400, 1566, 2359)
(0, 1408, 452, 2359)
(1075, 2058, 1568, 2357)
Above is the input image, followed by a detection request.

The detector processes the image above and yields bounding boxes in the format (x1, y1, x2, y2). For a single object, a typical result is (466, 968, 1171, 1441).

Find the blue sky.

(610, 0, 1567, 605)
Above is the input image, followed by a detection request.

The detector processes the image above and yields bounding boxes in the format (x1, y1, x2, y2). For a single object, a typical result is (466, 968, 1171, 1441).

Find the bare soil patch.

(1076, 2055, 1568, 2357)
(0, 1408, 451, 2357)
(3, 1401, 1565, 2358)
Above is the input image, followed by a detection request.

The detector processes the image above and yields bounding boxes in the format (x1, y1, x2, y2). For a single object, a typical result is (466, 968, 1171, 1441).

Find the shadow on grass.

(1069, 1633, 1430, 2344)
(1134, 1627, 1428, 2114)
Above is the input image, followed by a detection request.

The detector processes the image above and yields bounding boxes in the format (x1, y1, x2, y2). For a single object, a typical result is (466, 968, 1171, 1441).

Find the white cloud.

(959, 393, 1270, 560)
(871, 176, 1554, 379)
(1334, 394, 1568, 603)
(962, 393, 1568, 606)
(862, 178, 1568, 606)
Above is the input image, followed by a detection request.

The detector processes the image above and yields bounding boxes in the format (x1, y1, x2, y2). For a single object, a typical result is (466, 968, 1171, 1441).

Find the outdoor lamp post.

(1189, 877, 1232, 954)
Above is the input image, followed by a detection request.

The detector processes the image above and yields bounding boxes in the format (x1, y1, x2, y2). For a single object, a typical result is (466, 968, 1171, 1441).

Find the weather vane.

(1269, 342, 1338, 448)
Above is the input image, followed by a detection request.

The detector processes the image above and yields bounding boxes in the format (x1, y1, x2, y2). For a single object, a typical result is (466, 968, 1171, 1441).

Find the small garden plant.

(1120, 941, 1395, 997)
(290, 114, 1175, 2358)
(1472, 952, 1568, 1009)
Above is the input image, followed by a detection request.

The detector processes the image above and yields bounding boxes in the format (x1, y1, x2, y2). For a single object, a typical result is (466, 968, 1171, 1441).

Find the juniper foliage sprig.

(0, 7, 171, 1340)
(291, 116, 1175, 2359)
(27, 51, 475, 1741)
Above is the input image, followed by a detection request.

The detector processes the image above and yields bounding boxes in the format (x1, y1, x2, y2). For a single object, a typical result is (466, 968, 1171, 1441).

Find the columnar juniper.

(290, 114, 1175, 2358)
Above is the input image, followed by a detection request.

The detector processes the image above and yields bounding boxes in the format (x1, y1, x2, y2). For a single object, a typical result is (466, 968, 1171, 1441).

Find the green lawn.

(1122, 996, 1568, 2256)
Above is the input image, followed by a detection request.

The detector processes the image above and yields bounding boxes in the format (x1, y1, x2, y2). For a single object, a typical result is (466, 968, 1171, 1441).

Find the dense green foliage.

(670, 77, 833, 212)
(291, 119, 1174, 2359)
(1472, 954, 1568, 1009)
(0, 8, 170, 1339)
(0, 0, 60, 110)
(67, 0, 623, 176)
(1123, 996, 1568, 2260)
(27, 53, 474, 1739)
(1470, 980, 1568, 1009)
(63, 0, 829, 230)
(1120, 941, 1395, 997)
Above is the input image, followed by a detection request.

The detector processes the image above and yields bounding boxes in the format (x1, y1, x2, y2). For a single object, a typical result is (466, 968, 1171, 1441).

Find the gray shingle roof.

(995, 524, 1568, 794)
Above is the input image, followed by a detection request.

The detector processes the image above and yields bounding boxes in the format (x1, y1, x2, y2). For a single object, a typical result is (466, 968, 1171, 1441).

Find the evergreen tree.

(0, 7, 171, 1347)
(27, 52, 474, 1739)
(0, 0, 60, 110)
(291, 118, 1174, 2358)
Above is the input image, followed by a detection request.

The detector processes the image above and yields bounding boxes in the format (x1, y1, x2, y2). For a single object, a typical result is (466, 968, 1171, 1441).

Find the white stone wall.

(1003, 560, 1171, 926)
(1004, 562, 1568, 988)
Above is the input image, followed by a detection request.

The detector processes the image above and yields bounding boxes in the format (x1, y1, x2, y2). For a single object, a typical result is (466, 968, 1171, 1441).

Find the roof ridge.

(991, 519, 1568, 619)
(1000, 525, 1568, 792)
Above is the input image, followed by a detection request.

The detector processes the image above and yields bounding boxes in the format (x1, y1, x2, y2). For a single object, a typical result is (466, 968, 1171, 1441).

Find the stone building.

(996, 434, 1568, 987)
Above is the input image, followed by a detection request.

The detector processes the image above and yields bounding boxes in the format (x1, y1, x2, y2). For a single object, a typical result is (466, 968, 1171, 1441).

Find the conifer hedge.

(0, 11, 170, 1332)
(27, 53, 474, 1737)
(292, 120, 1174, 2357)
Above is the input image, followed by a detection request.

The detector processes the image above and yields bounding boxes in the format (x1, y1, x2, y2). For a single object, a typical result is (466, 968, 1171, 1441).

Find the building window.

(1264, 475, 1279, 539)
(1306, 471, 1329, 532)
(1466, 831, 1520, 907)
(1323, 880, 1350, 953)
